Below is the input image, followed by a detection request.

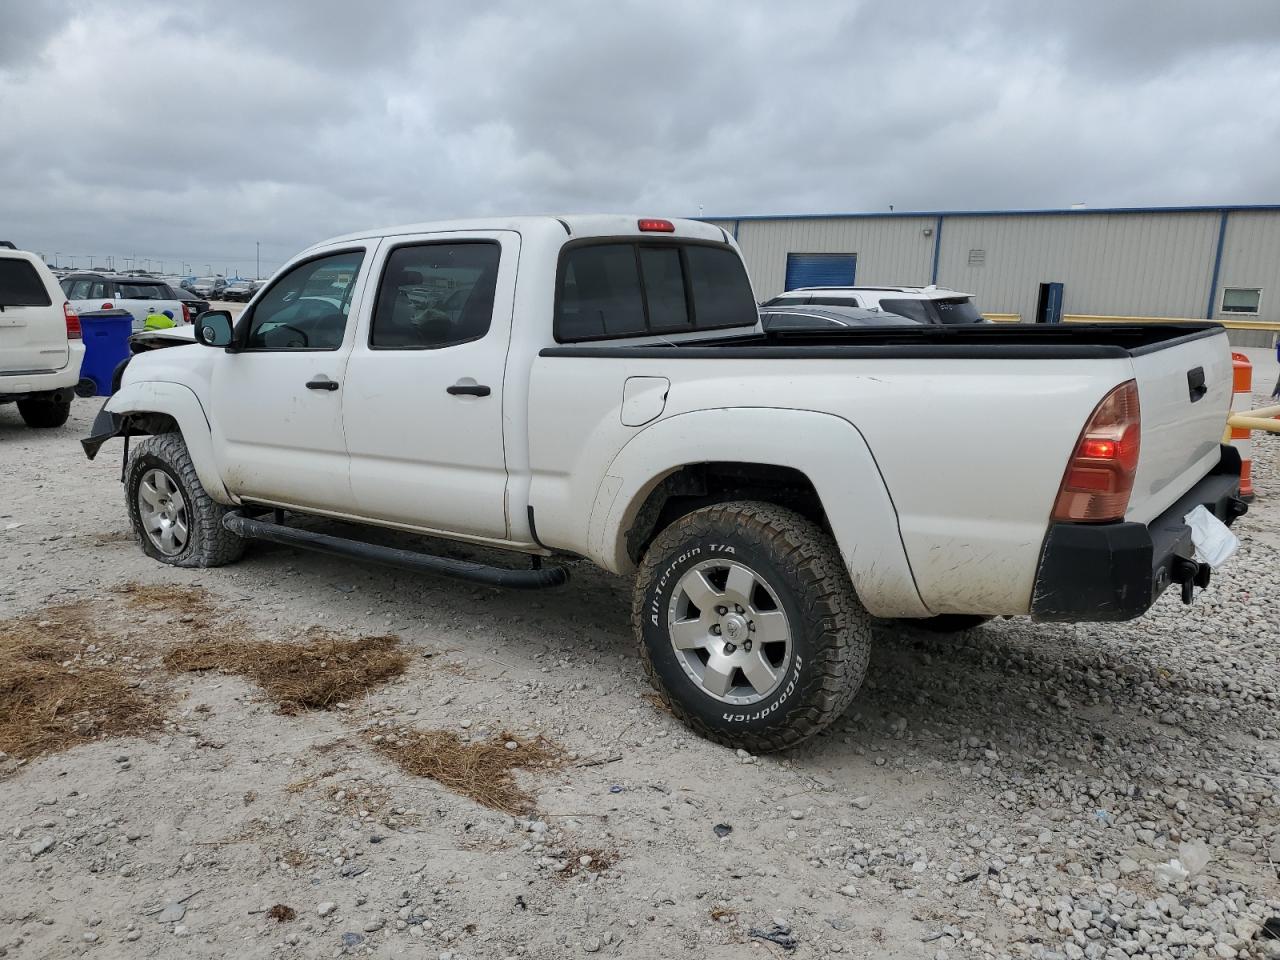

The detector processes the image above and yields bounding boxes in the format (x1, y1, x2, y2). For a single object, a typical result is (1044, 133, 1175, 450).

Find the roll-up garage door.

(784, 253, 856, 291)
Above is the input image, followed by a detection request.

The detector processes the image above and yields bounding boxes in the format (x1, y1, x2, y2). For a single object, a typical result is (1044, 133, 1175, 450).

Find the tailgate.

(0, 304, 67, 373)
(1126, 329, 1233, 524)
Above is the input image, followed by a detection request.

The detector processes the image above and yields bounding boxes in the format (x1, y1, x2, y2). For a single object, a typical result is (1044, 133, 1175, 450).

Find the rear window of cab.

(554, 240, 756, 342)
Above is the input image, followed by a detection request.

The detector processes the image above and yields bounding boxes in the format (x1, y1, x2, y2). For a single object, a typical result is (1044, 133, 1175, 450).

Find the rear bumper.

(1031, 445, 1247, 622)
(0, 344, 84, 399)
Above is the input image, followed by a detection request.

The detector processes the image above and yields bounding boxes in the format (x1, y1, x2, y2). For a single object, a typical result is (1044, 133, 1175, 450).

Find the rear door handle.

(306, 376, 339, 392)
(447, 382, 491, 397)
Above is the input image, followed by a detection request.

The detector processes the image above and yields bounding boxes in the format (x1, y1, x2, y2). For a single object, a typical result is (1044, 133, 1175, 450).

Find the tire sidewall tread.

(125, 432, 245, 569)
(633, 500, 871, 753)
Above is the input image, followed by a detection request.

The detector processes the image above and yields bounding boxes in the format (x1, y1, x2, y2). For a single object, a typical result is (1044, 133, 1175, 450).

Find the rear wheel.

(633, 501, 871, 753)
(125, 433, 245, 568)
(17, 395, 71, 428)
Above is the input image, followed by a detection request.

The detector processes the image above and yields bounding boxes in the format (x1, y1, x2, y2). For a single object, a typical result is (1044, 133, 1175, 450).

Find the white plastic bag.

(1184, 505, 1239, 569)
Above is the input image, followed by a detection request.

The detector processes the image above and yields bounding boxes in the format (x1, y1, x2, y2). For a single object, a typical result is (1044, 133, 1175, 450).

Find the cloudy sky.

(2, 0, 1278, 276)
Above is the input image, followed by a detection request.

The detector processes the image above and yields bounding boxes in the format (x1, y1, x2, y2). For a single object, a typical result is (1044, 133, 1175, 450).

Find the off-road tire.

(125, 432, 246, 568)
(633, 501, 872, 752)
(17, 396, 71, 428)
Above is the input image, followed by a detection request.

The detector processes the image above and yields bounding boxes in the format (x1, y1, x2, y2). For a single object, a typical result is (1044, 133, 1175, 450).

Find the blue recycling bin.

(79, 310, 134, 396)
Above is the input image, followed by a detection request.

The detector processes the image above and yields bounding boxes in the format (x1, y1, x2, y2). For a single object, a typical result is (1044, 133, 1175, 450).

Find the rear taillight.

(1052, 380, 1141, 522)
(181, 302, 191, 324)
(64, 302, 81, 339)
(100, 302, 113, 309)
(638, 218, 675, 232)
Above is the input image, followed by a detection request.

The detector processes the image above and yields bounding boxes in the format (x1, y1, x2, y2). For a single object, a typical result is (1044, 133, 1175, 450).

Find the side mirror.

(193, 310, 234, 348)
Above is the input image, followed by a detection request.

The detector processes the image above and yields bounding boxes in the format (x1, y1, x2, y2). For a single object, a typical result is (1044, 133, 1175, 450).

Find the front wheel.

(633, 501, 872, 753)
(125, 432, 245, 568)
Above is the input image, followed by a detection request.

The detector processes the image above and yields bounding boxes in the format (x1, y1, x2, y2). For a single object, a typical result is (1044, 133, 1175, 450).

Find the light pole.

(53, 252, 59, 268)
(256, 240, 260, 280)
(205, 264, 211, 275)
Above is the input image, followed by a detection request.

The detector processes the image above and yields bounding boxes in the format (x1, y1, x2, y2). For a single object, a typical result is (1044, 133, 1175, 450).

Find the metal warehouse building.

(702, 205, 1280, 347)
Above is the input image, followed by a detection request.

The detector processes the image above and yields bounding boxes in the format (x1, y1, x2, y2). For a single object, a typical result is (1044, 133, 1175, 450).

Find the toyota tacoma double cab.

(82, 215, 1246, 751)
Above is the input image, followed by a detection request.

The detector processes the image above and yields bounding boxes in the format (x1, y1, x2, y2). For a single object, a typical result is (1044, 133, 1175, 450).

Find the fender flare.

(586, 407, 931, 619)
(87, 380, 232, 504)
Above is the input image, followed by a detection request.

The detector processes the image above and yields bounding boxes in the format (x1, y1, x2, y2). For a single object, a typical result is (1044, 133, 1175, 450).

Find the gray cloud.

(1, 0, 1276, 274)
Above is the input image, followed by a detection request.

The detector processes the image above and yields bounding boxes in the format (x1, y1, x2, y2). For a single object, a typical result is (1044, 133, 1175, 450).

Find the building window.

(967, 248, 985, 266)
(1221, 287, 1261, 315)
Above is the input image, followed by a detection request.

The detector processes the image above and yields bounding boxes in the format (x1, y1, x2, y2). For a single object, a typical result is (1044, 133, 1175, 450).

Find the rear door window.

(556, 241, 755, 342)
(0, 260, 52, 307)
(371, 242, 500, 349)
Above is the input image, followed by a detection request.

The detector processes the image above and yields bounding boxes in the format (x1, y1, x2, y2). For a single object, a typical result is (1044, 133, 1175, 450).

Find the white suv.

(0, 249, 85, 428)
(762, 285, 986, 325)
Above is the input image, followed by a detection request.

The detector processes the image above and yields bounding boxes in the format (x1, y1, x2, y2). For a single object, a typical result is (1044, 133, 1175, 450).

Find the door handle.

(306, 377, 339, 392)
(447, 382, 491, 397)
(1186, 367, 1207, 403)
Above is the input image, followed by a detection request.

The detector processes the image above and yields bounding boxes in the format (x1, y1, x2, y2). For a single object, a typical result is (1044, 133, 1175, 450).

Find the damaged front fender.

(81, 404, 126, 460)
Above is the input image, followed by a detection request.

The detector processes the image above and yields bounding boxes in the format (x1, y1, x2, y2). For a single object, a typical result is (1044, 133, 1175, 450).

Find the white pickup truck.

(82, 215, 1247, 751)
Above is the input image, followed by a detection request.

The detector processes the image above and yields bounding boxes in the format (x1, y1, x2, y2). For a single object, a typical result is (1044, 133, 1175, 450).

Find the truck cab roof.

(312, 215, 731, 249)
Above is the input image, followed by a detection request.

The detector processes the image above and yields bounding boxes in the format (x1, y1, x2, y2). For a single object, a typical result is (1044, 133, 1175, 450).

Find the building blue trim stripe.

(1206, 210, 1229, 319)
(930, 215, 944, 285)
(699, 202, 1280, 223)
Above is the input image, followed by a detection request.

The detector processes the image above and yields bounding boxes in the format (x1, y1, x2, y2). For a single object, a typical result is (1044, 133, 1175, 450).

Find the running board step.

(223, 513, 569, 590)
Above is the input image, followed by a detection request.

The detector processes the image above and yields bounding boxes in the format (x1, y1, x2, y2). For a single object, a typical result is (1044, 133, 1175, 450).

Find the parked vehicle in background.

(222, 279, 255, 302)
(760, 304, 918, 332)
(764, 285, 987, 325)
(169, 286, 211, 319)
(190, 276, 226, 298)
(60, 273, 189, 331)
(85, 215, 1245, 752)
(0, 249, 86, 427)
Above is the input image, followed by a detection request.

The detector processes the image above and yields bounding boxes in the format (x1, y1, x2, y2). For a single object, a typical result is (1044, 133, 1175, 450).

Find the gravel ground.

(0, 400, 1277, 960)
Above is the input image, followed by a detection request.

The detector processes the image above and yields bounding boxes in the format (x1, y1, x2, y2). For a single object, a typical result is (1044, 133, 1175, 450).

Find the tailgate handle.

(1186, 367, 1207, 403)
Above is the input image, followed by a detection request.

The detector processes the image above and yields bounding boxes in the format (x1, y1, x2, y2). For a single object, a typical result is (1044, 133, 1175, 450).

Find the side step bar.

(223, 513, 569, 590)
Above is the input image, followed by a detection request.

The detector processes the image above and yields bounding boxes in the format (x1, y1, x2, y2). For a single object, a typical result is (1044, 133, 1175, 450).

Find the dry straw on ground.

(375, 729, 562, 815)
(116, 581, 218, 619)
(163, 628, 409, 713)
(0, 603, 165, 761)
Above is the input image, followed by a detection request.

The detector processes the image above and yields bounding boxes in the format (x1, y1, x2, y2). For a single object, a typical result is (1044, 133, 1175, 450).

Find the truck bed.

(530, 320, 1233, 617)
